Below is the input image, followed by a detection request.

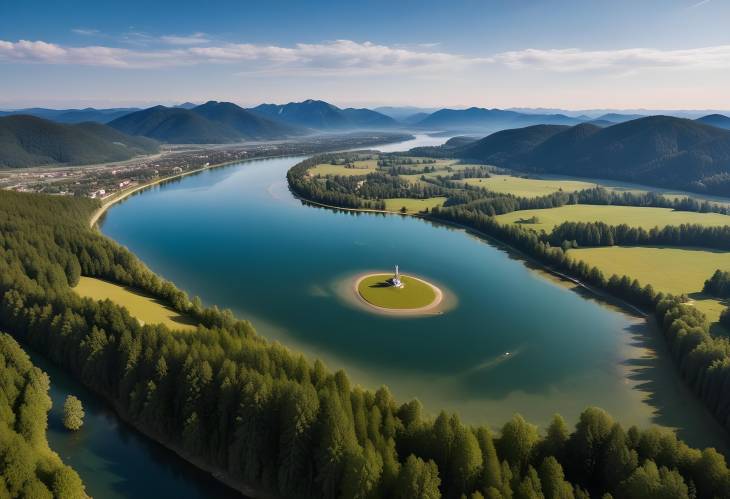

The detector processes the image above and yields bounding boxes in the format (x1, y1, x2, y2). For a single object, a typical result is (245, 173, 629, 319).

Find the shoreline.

(352, 272, 445, 316)
(88, 157, 252, 229)
(88, 133, 415, 229)
(290, 190, 650, 320)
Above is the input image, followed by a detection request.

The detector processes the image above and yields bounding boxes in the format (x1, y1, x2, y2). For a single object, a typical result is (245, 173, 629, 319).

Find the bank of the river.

(98, 150, 730, 458)
(293, 190, 650, 319)
(89, 133, 414, 229)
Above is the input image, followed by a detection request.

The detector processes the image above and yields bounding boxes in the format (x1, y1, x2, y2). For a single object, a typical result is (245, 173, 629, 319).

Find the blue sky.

(2, 0, 729, 109)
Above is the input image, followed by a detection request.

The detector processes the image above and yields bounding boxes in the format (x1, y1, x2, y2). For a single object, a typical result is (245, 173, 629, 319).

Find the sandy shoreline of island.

(351, 272, 446, 316)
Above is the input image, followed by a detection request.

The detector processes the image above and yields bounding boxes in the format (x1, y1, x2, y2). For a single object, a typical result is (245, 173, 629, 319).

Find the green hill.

(251, 99, 398, 129)
(109, 103, 304, 143)
(191, 101, 304, 138)
(0, 115, 159, 168)
(697, 114, 730, 130)
(453, 116, 730, 194)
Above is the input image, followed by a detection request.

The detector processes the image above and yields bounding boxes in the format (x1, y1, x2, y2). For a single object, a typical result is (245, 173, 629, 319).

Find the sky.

(1, 0, 730, 110)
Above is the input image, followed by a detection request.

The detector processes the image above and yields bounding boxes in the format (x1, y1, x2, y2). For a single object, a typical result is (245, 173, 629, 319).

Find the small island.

(354, 266, 444, 315)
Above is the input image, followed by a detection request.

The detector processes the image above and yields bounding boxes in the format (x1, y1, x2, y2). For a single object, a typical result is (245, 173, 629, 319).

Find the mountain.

(594, 113, 646, 123)
(373, 106, 439, 121)
(341, 108, 398, 128)
(0, 115, 158, 168)
(415, 107, 582, 131)
(696, 114, 730, 130)
(456, 125, 569, 165)
(401, 112, 430, 125)
(250, 99, 398, 130)
(453, 116, 730, 191)
(191, 101, 304, 138)
(108, 103, 303, 143)
(0, 107, 139, 124)
(174, 102, 198, 109)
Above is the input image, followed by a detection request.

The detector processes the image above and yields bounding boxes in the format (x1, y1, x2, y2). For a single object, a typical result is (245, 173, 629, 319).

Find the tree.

(499, 414, 539, 471)
(394, 455, 441, 499)
(63, 395, 85, 431)
(539, 457, 574, 499)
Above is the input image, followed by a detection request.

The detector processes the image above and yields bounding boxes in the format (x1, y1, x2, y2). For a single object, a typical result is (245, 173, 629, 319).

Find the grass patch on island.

(461, 175, 598, 198)
(567, 246, 730, 322)
(358, 274, 436, 310)
(496, 204, 730, 232)
(74, 276, 197, 331)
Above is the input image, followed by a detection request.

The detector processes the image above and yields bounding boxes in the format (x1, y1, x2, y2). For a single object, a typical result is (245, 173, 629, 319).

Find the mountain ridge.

(0, 115, 159, 168)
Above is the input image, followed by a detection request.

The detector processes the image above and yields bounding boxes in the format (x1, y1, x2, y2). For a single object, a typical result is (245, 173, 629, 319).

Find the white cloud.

(160, 32, 210, 46)
(689, 0, 711, 8)
(3, 37, 730, 76)
(71, 28, 100, 36)
(491, 45, 730, 72)
(0, 38, 473, 73)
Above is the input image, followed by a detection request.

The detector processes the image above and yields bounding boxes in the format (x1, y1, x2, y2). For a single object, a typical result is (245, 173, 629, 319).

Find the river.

(48, 133, 730, 497)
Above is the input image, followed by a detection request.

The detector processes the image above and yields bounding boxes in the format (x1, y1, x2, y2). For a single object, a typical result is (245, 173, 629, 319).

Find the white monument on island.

(390, 265, 405, 288)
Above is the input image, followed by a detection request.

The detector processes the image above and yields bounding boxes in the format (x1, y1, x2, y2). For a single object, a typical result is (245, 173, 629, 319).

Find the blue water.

(46, 135, 727, 497)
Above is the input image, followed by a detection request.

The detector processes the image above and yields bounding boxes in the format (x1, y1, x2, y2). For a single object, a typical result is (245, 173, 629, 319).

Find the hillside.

(415, 107, 582, 131)
(453, 116, 730, 194)
(190, 101, 304, 138)
(0, 115, 159, 168)
(697, 114, 730, 130)
(108, 103, 302, 143)
(251, 99, 398, 129)
(0, 107, 138, 123)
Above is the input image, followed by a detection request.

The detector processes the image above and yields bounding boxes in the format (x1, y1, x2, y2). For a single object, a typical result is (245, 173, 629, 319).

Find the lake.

(51, 134, 729, 497)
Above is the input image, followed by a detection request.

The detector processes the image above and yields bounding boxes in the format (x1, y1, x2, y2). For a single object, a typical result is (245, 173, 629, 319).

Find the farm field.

(74, 276, 197, 331)
(461, 175, 598, 197)
(496, 204, 730, 231)
(309, 159, 379, 176)
(383, 196, 446, 213)
(567, 246, 730, 322)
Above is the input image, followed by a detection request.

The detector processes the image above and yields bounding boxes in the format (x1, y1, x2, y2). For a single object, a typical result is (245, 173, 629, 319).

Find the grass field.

(568, 246, 730, 322)
(461, 175, 598, 198)
(309, 159, 378, 177)
(384, 197, 446, 213)
(357, 274, 436, 309)
(496, 204, 730, 231)
(74, 276, 197, 331)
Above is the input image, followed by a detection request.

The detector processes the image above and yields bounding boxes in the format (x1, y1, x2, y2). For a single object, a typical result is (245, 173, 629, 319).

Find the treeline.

(548, 221, 730, 251)
(287, 154, 385, 210)
(0, 333, 86, 498)
(2, 184, 730, 496)
(431, 204, 730, 461)
(454, 187, 730, 218)
(704, 270, 730, 298)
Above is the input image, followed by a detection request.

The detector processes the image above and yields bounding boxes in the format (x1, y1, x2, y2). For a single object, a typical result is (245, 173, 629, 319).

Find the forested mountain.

(2, 186, 730, 499)
(0, 107, 139, 124)
(0, 115, 159, 168)
(251, 99, 398, 129)
(452, 116, 730, 194)
(697, 114, 730, 130)
(415, 107, 582, 131)
(108, 102, 302, 143)
(191, 101, 304, 138)
(372, 106, 438, 121)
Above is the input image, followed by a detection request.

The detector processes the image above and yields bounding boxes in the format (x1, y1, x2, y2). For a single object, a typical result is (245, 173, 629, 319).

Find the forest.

(0, 333, 86, 498)
(1, 183, 730, 497)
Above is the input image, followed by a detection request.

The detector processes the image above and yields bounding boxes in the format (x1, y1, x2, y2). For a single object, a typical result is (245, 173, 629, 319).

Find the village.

(0, 132, 409, 199)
